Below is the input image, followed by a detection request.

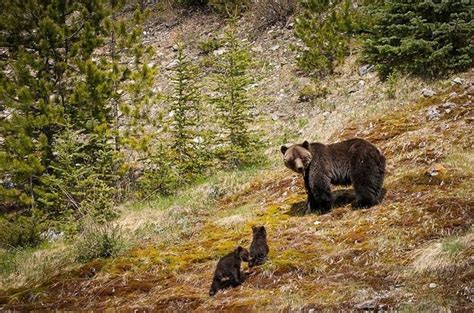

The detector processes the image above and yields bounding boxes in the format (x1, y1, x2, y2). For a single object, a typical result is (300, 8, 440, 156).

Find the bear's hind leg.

(352, 173, 383, 209)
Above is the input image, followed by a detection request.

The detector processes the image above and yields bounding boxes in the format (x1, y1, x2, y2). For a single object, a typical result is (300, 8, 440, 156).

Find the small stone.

(466, 85, 474, 96)
(213, 47, 227, 56)
(359, 64, 374, 76)
(322, 111, 330, 117)
(442, 102, 456, 109)
(314, 221, 321, 225)
(165, 60, 178, 70)
(426, 164, 447, 177)
(448, 92, 458, 99)
(308, 309, 315, 313)
(271, 114, 279, 121)
(429, 283, 438, 288)
(451, 77, 463, 85)
(354, 299, 378, 310)
(358, 80, 365, 87)
(426, 106, 440, 120)
(270, 44, 280, 51)
(421, 88, 436, 97)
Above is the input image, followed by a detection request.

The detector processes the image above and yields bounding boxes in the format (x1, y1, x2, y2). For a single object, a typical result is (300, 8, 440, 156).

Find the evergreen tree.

(363, 0, 474, 78)
(0, 0, 110, 212)
(294, 0, 360, 76)
(0, 0, 157, 218)
(168, 44, 206, 181)
(210, 30, 259, 167)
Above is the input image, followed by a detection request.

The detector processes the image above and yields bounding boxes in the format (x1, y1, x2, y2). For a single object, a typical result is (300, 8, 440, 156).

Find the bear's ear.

(280, 145, 288, 155)
(302, 140, 310, 149)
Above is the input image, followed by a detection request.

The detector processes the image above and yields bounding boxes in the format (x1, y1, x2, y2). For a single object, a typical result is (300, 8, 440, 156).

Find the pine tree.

(0, 0, 110, 212)
(0, 0, 158, 217)
(294, 0, 360, 76)
(363, 0, 474, 78)
(210, 30, 259, 167)
(168, 43, 206, 181)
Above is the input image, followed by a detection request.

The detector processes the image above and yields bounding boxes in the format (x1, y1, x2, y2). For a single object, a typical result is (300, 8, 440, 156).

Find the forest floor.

(0, 7, 473, 311)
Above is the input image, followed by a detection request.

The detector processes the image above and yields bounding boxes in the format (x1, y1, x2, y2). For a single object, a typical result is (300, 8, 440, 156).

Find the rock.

(271, 113, 279, 121)
(429, 283, 438, 288)
(354, 299, 378, 310)
(308, 309, 315, 313)
(41, 229, 64, 242)
(358, 80, 365, 88)
(426, 106, 440, 120)
(448, 91, 458, 99)
(426, 164, 447, 177)
(213, 47, 227, 56)
(442, 102, 456, 113)
(451, 77, 463, 85)
(466, 85, 474, 96)
(252, 45, 263, 53)
(270, 45, 280, 51)
(165, 60, 178, 70)
(421, 88, 436, 97)
(359, 64, 374, 76)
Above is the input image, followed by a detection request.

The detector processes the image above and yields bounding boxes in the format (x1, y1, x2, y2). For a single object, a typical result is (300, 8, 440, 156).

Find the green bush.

(208, 0, 250, 16)
(75, 220, 126, 262)
(0, 213, 46, 249)
(363, 0, 474, 78)
(198, 38, 222, 54)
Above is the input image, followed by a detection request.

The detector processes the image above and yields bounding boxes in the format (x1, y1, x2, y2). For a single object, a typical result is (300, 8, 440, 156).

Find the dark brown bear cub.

(281, 138, 385, 213)
(209, 246, 249, 296)
(249, 226, 269, 267)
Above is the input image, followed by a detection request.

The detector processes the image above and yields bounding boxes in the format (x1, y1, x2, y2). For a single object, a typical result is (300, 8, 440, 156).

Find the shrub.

(363, 0, 474, 78)
(0, 212, 46, 249)
(251, 0, 297, 31)
(298, 83, 329, 102)
(75, 220, 126, 262)
(208, 0, 250, 16)
(198, 38, 222, 54)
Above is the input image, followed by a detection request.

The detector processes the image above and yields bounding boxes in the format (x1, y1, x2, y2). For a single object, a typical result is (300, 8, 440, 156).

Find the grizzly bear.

(249, 226, 269, 267)
(209, 246, 250, 296)
(280, 138, 385, 213)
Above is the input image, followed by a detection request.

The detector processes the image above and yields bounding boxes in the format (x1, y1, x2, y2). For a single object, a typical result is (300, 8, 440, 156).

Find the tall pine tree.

(168, 44, 206, 181)
(210, 30, 259, 167)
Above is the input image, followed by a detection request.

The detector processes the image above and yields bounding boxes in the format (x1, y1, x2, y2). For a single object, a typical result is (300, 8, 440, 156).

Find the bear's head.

(235, 246, 250, 262)
(280, 141, 312, 174)
(252, 225, 267, 237)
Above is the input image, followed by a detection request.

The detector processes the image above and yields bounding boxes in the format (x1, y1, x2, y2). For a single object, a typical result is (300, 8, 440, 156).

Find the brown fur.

(209, 246, 249, 296)
(281, 138, 386, 213)
(249, 226, 269, 267)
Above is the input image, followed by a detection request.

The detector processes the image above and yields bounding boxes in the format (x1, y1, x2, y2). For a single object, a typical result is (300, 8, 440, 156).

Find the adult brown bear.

(281, 138, 385, 213)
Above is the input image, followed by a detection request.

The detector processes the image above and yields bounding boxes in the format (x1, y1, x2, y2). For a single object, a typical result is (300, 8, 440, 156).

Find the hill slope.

(1, 68, 472, 311)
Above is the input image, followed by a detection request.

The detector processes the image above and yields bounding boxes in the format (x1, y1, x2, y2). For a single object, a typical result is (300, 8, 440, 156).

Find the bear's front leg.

(308, 177, 333, 214)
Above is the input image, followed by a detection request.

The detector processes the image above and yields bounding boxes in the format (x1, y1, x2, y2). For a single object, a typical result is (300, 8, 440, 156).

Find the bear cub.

(209, 246, 249, 296)
(281, 138, 385, 213)
(249, 226, 269, 267)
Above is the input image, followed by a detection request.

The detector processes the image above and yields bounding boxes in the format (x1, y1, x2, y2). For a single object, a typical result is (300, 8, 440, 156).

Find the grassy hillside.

(1, 7, 473, 311)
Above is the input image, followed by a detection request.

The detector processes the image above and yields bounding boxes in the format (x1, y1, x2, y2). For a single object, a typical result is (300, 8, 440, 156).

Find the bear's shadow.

(288, 188, 387, 216)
